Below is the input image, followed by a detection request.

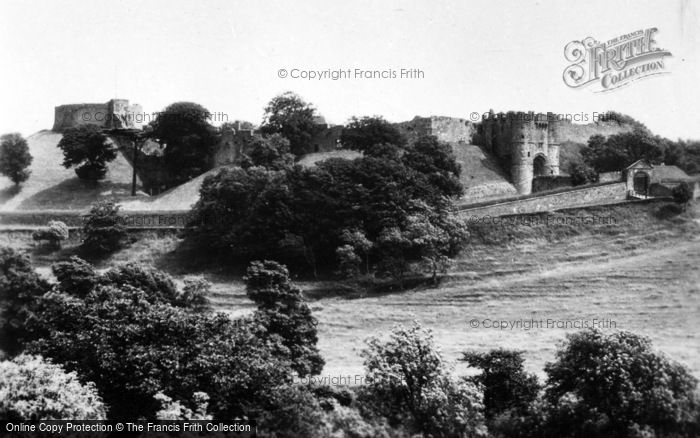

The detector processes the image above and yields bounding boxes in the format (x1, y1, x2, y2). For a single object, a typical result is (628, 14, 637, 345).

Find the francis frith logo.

(563, 28, 672, 92)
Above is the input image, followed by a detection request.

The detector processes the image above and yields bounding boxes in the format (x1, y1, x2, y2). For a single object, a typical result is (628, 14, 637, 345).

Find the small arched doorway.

(633, 171, 650, 194)
(533, 155, 548, 177)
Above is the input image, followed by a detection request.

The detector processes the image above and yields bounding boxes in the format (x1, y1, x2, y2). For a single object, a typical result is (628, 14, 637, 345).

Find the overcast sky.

(1, 0, 698, 139)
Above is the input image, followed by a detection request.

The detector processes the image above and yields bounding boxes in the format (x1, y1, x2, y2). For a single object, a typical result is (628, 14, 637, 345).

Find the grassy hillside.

(3, 199, 698, 380)
(0, 131, 147, 211)
(450, 143, 518, 202)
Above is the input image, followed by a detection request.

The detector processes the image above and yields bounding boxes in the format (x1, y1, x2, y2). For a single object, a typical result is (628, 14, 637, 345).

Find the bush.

(672, 181, 693, 210)
(51, 256, 99, 298)
(0, 354, 106, 420)
(541, 329, 699, 437)
(0, 133, 32, 185)
(82, 200, 127, 254)
(154, 392, 212, 420)
(0, 247, 50, 355)
(568, 160, 599, 186)
(57, 125, 116, 181)
(32, 220, 69, 248)
(359, 322, 487, 437)
(257, 385, 327, 437)
(340, 116, 406, 153)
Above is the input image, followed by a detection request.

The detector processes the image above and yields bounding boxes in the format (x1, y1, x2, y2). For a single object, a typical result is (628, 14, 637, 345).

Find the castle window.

(527, 152, 530, 157)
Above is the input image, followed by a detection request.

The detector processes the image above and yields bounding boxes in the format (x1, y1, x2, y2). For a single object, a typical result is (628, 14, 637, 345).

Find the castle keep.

(53, 99, 143, 131)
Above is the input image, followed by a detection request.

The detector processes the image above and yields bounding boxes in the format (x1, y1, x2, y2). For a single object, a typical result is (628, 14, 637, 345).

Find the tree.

(0, 247, 50, 355)
(25, 284, 293, 419)
(542, 329, 699, 437)
(402, 135, 463, 198)
(57, 125, 117, 180)
(0, 354, 106, 420)
(568, 160, 599, 186)
(359, 322, 487, 437)
(0, 133, 32, 184)
(260, 92, 320, 156)
(148, 102, 218, 183)
(582, 128, 664, 173)
(672, 181, 693, 211)
(462, 349, 540, 421)
(244, 260, 324, 377)
(81, 200, 127, 254)
(341, 116, 406, 153)
(240, 133, 295, 170)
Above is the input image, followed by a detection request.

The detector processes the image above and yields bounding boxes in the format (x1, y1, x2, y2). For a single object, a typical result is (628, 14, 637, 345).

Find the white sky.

(1, 0, 698, 139)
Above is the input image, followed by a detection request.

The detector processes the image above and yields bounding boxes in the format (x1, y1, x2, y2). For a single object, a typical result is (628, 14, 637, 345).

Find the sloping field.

(171, 202, 699, 381)
(0, 131, 146, 211)
(450, 143, 518, 202)
(119, 167, 231, 211)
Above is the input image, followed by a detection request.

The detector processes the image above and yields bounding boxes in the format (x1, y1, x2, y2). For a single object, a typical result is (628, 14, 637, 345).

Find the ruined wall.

(395, 116, 476, 144)
(53, 99, 143, 131)
(311, 125, 343, 153)
(212, 128, 253, 166)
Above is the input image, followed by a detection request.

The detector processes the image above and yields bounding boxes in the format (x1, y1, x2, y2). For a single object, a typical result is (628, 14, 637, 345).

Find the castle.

(395, 113, 563, 194)
(53, 99, 143, 131)
(52, 99, 630, 196)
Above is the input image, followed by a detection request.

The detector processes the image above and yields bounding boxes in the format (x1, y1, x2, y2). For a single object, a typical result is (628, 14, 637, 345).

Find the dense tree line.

(185, 126, 467, 282)
(578, 126, 700, 176)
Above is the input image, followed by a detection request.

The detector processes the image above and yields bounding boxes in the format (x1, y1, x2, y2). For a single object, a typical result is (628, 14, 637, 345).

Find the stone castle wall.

(458, 182, 628, 217)
(53, 99, 143, 131)
(395, 116, 475, 144)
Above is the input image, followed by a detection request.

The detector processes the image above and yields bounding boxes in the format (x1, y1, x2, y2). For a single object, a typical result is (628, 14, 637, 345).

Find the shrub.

(359, 322, 487, 437)
(32, 220, 69, 248)
(568, 160, 599, 186)
(257, 385, 327, 437)
(0, 247, 50, 355)
(672, 181, 693, 210)
(57, 125, 116, 181)
(542, 329, 700, 437)
(154, 392, 212, 420)
(0, 133, 32, 185)
(0, 354, 106, 420)
(82, 200, 127, 254)
(51, 256, 99, 298)
(101, 261, 179, 304)
(340, 116, 406, 153)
